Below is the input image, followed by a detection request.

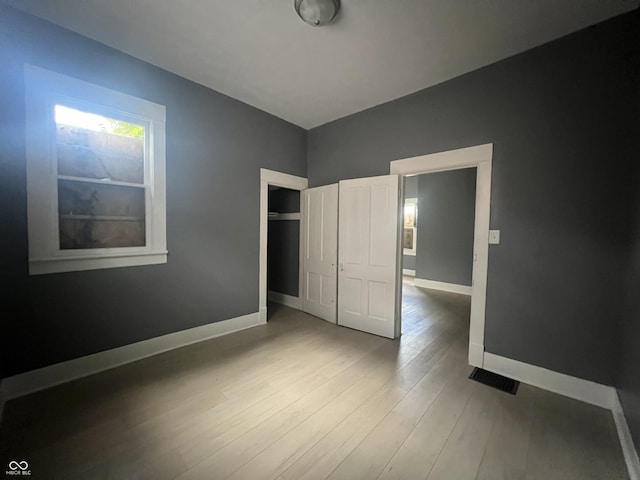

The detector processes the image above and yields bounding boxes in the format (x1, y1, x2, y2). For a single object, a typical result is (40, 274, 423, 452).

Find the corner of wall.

(613, 391, 640, 480)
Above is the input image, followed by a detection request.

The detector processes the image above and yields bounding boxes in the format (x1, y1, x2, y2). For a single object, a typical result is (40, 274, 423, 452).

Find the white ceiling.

(5, 0, 638, 129)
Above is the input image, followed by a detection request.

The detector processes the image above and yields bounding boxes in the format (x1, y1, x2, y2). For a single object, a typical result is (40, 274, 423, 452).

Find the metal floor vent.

(469, 367, 519, 395)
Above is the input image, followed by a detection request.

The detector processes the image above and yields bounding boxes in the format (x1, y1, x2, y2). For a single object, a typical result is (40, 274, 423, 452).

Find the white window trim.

(403, 197, 417, 256)
(24, 65, 167, 275)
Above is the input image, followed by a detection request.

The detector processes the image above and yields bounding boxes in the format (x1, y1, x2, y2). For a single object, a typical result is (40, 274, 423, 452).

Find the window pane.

(404, 204, 416, 227)
(58, 180, 145, 249)
(55, 105, 144, 184)
(59, 219, 145, 249)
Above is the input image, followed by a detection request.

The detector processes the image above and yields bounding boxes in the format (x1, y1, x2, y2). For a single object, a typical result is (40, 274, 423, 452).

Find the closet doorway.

(267, 185, 302, 309)
(259, 169, 307, 323)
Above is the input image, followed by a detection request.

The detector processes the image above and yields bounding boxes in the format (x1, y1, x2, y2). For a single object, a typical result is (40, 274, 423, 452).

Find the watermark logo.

(5, 461, 31, 476)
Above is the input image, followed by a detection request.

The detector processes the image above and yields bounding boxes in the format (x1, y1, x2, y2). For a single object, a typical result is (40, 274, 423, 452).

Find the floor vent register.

(468, 367, 519, 395)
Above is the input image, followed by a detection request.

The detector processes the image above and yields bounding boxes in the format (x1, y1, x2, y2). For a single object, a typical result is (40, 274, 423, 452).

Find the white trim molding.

(468, 342, 485, 368)
(613, 394, 640, 480)
(483, 352, 616, 410)
(414, 278, 472, 296)
(0, 312, 264, 402)
(402, 269, 416, 276)
(391, 143, 493, 369)
(29, 251, 168, 275)
(259, 168, 308, 323)
(391, 143, 493, 175)
(268, 290, 302, 310)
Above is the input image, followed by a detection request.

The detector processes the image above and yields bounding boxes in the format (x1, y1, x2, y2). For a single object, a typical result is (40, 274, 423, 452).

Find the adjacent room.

(1, 1, 639, 479)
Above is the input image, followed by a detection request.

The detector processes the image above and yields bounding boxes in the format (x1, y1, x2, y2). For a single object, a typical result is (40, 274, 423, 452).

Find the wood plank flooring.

(0, 278, 629, 479)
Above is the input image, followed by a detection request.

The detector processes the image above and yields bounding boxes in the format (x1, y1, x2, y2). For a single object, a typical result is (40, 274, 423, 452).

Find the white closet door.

(338, 175, 401, 339)
(302, 184, 338, 323)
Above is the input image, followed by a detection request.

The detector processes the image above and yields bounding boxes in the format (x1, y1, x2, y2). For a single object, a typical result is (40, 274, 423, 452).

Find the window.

(25, 65, 167, 274)
(403, 197, 417, 255)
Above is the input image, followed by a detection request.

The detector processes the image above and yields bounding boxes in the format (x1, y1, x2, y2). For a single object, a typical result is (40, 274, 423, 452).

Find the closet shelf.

(268, 212, 301, 221)
(59, 214, 143, 222)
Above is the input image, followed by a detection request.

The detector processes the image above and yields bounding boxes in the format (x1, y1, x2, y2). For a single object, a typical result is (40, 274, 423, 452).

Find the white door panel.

(302, 184, 338, 323)
(338, 175, 400, 338)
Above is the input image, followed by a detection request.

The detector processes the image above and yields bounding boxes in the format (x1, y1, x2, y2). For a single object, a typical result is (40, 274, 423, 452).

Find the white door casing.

(338, 175, 401, 339)
(302, 184, 339, 323)
(259, 168, 308, 323)
(390, 143, 493, 367)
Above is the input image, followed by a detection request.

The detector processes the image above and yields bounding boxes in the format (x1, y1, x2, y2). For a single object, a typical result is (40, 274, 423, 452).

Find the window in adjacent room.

(25, 65, 167, 275)
(403, 197, 417, 255)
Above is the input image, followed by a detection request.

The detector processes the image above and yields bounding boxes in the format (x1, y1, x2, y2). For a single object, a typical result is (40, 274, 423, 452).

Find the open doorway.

(259, 169, 308, 323)
(401, 169, 476, 293)
(267, 186, 302, 310)
(399, 169, 477, 358)
(391, 144, 493, 367)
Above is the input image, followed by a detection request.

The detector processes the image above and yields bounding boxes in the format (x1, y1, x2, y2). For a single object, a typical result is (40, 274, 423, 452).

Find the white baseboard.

(483, 352, 616, 410)
(414, 278, 472, 295)
(268, 290, 302, 310)
(613, 393, 640, 480)
(402, 269, 416, 277)
(0, 311, 264, 402)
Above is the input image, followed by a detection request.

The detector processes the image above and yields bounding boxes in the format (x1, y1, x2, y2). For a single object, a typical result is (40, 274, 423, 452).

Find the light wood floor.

(0, 279, 628, 479)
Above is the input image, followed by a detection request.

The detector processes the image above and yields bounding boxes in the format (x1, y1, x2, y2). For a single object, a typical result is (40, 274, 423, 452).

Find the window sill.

(29, 251, 168, 275)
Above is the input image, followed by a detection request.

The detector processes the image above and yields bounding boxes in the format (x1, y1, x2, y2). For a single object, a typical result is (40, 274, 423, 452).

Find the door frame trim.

(259, 168, 308, 323)
(390, 143, 493, 367)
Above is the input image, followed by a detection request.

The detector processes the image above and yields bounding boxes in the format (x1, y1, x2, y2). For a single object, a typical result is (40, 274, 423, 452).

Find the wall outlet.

(489, 230, 500, 244)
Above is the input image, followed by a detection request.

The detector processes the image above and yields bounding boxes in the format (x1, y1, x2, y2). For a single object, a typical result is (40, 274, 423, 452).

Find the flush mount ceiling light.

(294, 0, 341, 27)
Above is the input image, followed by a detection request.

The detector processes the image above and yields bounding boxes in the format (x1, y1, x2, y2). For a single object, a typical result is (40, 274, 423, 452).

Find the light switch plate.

(489, 230, 500, 244)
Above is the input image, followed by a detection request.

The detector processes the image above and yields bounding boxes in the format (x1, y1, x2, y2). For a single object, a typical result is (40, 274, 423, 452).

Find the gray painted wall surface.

(403, 256, 416, 272)
(404, 176, 418, 198)
(308, 10, 639, 385)
(415, 169, 476, 286)
(619, 133, 640, 455)
(0, 6, 306, 378)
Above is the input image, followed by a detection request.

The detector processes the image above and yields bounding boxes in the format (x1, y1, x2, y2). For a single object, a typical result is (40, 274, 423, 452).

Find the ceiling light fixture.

(294, 0, 341, 27)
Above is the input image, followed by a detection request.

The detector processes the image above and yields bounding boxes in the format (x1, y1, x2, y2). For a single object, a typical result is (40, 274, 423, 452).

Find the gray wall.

(404, 175, 418, 198)
(0, 6, 306, 378)
(415, 169, 476, 286)
(403, 256, 416, 272)
(619, 127, 640, 455)
(308, 10, 639, 385)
